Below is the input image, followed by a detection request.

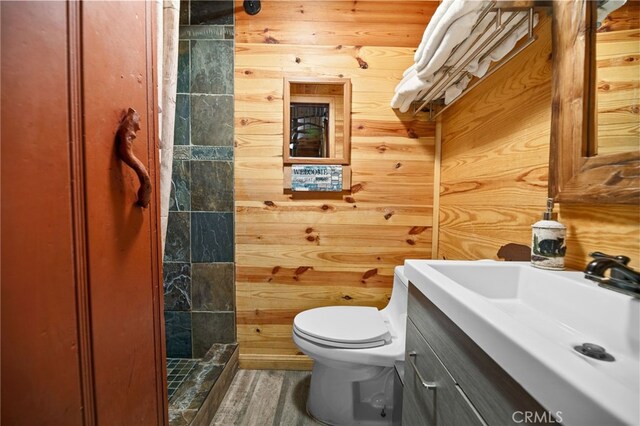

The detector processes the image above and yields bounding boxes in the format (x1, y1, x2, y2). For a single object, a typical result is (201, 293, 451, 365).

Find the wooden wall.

(439, 13, 640, 269)
(234, 1, 437, 369)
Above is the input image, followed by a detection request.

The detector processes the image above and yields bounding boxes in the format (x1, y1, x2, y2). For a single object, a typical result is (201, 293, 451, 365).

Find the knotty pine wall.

(234, 1, 437, 369)
(439, 13, 640, 269)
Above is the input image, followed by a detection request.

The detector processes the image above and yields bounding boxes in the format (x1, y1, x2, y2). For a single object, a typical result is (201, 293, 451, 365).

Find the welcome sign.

(291, 165, 343, 192)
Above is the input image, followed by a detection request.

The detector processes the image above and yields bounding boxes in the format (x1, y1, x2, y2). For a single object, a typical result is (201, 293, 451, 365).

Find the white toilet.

(292, 266, 408, 425)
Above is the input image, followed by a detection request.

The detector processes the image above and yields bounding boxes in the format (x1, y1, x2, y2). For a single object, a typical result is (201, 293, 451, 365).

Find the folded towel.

(443, 11, 497, 74)
(411, 11, 498, 106)
(398, 1, 485, 83)
(391, 74, 430, 112)
(411, 0, 454, 66)
(415, 10, 482, 80)
(391, 0, 540, 111)
(392, 1, 485, 112)
(442, 12, 539, 104)
(443, 11, 539, 105)
(393, 8, 501, 110)
(467, 11, 538, 79)
(444, 74, 471, 104)
(413, 0, 482, 68)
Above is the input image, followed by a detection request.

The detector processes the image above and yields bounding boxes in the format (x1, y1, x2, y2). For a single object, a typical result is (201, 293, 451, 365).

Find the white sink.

(404, 260, 640, 426)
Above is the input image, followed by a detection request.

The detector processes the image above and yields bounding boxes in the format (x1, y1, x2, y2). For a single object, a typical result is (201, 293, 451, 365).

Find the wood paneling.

(235, 1, 438, 48)
(234, 2, 438, 25)
(439, 14, 640, 269)
(235, 0, 436, 369)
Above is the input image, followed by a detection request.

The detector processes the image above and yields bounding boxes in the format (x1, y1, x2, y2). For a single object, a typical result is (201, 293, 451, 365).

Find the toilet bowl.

(292, 266, 408, 425)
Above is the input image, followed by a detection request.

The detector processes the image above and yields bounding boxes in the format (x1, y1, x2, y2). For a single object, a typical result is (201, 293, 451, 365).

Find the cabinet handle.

(408, 351, 437, 390)
(116, 108, 151, 208)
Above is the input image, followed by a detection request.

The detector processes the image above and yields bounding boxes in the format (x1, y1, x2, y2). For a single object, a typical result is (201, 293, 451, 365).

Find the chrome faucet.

(584, 252, 640, 298)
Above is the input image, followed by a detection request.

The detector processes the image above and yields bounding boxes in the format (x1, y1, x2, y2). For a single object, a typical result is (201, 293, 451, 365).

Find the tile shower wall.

(164, 0, 235, 359)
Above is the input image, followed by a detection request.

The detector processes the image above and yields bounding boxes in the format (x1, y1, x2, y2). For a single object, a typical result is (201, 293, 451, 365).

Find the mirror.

(549, 0, 639, 204)
(283, 77, 351, 165)
(594, 1, 639, 156)
(289, 101, 332, 158)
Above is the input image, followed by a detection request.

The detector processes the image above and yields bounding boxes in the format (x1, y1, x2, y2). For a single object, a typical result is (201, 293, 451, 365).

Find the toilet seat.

(293, 306, 391, 349)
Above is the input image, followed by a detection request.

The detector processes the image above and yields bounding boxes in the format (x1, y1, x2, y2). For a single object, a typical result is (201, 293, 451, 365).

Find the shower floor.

(168, 343, 238, 426)
(167, 358, 198, 400)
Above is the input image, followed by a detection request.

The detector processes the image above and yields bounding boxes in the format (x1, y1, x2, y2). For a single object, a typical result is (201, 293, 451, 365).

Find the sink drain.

(574, 343, 615, 362)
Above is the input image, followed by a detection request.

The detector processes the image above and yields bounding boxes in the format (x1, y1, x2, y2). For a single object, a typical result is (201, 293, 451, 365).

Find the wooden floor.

(211, 369, 322, 425)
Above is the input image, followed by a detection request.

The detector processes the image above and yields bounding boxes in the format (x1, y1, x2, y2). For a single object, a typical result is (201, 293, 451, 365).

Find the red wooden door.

(1, 3, 85, 424)
(81, 2, 165, 423)
(1, 2, 167, 424)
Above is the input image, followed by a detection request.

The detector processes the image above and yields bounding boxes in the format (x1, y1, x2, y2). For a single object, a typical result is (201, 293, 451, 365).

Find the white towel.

(391, 2, 540, 111)
(413, 1, 485, 72)
(390, 74, 429, 112)
(415, 10, 482, 80)
(411, 0, 455, 67)
(467, 12, 538, 79)
(443, 11, 539, 105)
(391, 0, 487, 112)
(442, 11, 496, 74)
(444, 74, 471, 104)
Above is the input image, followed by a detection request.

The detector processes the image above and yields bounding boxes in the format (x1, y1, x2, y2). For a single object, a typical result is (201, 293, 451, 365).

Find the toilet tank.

(381, 266, 409, 337)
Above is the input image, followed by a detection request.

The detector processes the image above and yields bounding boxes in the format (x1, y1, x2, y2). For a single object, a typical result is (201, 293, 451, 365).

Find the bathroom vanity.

(403, 283, 549, 425)
(402, 260, 640, 426)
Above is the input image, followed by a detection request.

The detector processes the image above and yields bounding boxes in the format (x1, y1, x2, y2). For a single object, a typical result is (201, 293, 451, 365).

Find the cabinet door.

(407, 284, 549, 425)
(403, 320, 486, 426)
(81, 1, 165, 424)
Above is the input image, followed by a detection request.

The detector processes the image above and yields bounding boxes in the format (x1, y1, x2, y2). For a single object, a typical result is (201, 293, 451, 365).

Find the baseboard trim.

(239, 354, 314, 371)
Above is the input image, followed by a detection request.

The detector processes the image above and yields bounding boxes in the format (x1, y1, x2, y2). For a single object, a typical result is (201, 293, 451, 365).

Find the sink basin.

(404, 260, 640, 426)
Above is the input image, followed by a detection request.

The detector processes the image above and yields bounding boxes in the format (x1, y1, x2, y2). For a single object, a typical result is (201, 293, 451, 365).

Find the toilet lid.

(293, 306, 391, 348)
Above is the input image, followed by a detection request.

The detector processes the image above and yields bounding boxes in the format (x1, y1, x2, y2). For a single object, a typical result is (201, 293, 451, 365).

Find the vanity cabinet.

(404, 320, 486, 426)
(402, 284, 552, 425)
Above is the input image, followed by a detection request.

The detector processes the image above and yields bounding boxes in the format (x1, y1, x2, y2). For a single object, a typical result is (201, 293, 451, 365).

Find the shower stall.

(161, 0, 238, 423)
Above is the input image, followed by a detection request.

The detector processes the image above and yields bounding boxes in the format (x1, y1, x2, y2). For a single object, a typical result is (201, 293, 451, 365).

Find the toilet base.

(307, 361, 396, 425)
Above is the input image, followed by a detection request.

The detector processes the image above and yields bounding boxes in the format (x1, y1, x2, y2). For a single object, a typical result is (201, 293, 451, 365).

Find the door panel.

(81, 2, 164, 424)
(1, 3, 84, 424)
(2, 2, 166, 424)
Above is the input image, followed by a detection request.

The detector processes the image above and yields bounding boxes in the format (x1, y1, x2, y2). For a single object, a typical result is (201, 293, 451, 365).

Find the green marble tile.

(191, 212, 233, 263)
(190, 40, 233, 95)
(190, 0, 233, 25)
(174, 94, 190, 146)
(191, 160, 233, 212)
(180, 25, 226, 40)
(190, 95, 233, 146)
(163, 262, 192, 311)
(169, 160, 190, 212)
(177, 41, 190, 94)
(192, 312, 235, 358)
(165, 212, 191, 262)
(192, 263, 234, 311)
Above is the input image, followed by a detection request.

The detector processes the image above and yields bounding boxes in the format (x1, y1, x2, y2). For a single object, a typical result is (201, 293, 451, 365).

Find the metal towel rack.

(412, 1, 548, 119)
